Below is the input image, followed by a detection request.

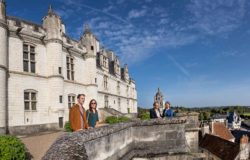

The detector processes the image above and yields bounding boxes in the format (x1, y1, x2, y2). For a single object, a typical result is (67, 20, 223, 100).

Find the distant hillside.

(138, 105, 250, 121)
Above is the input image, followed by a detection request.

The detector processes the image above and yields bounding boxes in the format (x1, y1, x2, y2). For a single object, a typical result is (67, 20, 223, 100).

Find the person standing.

(162, 101, 174, 118)
(69, 94, 88, 131)
(150, 102, 162, 119)
(86, 99, 99, 128)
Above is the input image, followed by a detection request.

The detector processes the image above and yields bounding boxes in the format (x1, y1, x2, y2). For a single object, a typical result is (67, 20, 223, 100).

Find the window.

(127, 99, 130, 113)
(68, 95, 76, 109)
(24, 90, 37, 111)
(91, 46, 94, 50)
(117, 81, 120, 94)
(103, 57, 108, 68)
(23, 44, 36, 73)
(67, 39, 71, 44)
(104, 95, 109, 108)
(66, 56, 74, 80)
(16, 21, 21, 27)
(59, 95, 63, 103)
(34, 26, 39, 32)
(116, 64, 120, 74)
(58, 67, 62, 74)
(118, 98, 121, 111)
(104, 75, 108, 89)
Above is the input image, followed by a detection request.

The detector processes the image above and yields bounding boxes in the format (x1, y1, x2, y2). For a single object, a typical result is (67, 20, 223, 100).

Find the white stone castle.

(0, 1, 137, 134)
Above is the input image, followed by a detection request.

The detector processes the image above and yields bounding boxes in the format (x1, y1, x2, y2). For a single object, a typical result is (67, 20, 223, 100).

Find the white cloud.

(217, 50, 246, 57)
(187, 0, 247, 35)
(128, 9, 147, 19)
(55, 0, 248, 77)
(159, 18, 169, 25)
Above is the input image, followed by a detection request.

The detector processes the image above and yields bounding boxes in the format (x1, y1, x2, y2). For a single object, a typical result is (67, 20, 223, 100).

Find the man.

(150, 102, 162, 119)
(69, 94, 88, 131)
(162, 101, 174, 118)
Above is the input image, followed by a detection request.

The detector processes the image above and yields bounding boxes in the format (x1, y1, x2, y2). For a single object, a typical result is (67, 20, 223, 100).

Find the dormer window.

(34, 26, 39, 32)
(16, 20, 22, 27)
(67, 39, 71, 44)
(103, 57, 108, 68)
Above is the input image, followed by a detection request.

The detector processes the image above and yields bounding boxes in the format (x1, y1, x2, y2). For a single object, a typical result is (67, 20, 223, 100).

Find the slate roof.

(231, 130, 250, 144)
(211, 113, 228, 119)
(200, 134, 240, 160)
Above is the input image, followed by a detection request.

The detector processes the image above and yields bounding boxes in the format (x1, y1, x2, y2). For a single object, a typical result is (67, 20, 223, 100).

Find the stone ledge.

(43, 115, 200, 160)
(60, 118, 189, 142)
(9, 123, 60, 135)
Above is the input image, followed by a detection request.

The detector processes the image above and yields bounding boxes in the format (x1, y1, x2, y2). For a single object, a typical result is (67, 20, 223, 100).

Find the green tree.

(203, 112, 211, 120)
(199, 112, 204, 121)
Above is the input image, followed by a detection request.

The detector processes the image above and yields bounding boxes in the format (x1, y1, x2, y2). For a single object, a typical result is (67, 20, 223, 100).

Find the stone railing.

(43, 112, 200, 160)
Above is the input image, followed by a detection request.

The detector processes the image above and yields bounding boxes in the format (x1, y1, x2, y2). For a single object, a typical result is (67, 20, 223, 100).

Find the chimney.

(201, 124, 209, 137)
(239, 135, 249, 160)
(209, 121, 214, 134)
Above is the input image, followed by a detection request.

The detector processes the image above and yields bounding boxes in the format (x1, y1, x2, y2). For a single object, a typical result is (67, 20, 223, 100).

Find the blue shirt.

(164, 108, 174, 117)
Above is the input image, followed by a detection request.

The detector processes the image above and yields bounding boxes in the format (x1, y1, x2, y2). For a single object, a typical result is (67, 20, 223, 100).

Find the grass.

(242, 112, 250, 116)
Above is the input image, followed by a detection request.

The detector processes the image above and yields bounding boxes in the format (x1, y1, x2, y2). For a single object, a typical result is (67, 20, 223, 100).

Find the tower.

(0, 0, 8, 134)
(80, 24, 99, 101)
(154, 88, 164, 109)
(43, 5, 64, 123)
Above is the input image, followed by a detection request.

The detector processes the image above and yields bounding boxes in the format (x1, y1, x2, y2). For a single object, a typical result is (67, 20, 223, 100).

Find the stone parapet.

(43, 113, 200, 160)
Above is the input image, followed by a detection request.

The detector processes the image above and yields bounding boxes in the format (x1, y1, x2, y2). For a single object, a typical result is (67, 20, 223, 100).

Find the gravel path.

(20, 131, 65, 160)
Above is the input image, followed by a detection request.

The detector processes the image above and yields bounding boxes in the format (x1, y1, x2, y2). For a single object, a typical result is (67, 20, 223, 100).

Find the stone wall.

(43, 113, 200, 160)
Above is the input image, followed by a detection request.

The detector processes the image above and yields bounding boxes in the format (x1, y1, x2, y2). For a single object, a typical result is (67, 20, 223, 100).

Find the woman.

(86, 99, 99, 128)
(162, 101, 174, 118)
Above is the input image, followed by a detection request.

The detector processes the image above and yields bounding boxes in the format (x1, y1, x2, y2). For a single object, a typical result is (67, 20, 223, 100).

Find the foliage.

(0, 135, 27, 160)
(175, 105, 250, 120)
(64, 121, 72, 132)
(105, 116, 131, 124)
(138, 112, 150, 120)
(199, 112, 204, 121)
(198, 112, 211, 121)
(242, 113, 250, 116)
(137, 107, 150, 120)
(240, 114, 250, 119)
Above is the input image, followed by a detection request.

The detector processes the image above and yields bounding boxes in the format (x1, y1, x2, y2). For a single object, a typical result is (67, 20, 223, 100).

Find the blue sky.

(7, 0, 250, 107)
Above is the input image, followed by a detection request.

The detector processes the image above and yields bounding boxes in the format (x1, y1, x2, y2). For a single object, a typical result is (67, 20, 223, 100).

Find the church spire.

(48, 5, 53, 14)
(83, 23, 92, 35)
(47, 5, 58, 16)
